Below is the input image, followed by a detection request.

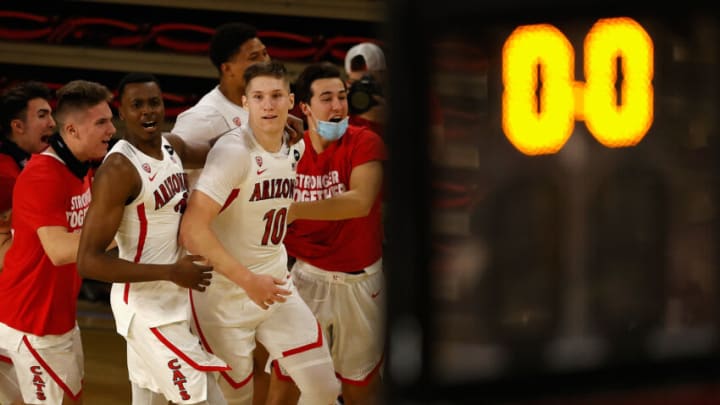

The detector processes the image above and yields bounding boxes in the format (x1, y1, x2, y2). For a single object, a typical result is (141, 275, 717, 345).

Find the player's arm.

(37, 226, 81, 266)
(15, 166, 81, 266)
(179, 142, 290, 309)
(180, 189, 290, 309)
(164, 132, 222, 169)
(286, 113, 305, 145)
(288, 159, 383, 222)
(76, 154, 211, 290)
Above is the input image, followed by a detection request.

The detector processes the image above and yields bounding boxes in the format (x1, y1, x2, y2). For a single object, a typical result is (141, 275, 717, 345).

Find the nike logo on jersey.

(149, 173, 157, 181)
(257, 168, 267, 175)
(371, 289, 382, 299)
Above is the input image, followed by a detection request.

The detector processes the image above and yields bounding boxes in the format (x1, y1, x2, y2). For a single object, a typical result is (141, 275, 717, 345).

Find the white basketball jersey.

(172, 86, 249, 190)
(195, 125, 304, 282)
(107, 137, 190, 334)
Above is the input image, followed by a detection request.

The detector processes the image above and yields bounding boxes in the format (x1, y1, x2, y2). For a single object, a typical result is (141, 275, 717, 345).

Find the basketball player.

(171, 22, 302, 404)
(76, 72, 229, 404)
(179, 61, 340, 405)
(0, 80, 115, 405)
(172, 22, 302, 190)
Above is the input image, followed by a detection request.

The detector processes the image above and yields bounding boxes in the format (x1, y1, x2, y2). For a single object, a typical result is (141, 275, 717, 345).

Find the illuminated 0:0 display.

(502, 17, 654, 156)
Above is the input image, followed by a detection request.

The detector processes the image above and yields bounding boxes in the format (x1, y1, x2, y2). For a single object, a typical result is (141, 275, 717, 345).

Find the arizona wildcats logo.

(233, 116, 242, 127)
(142, 163, 151, 173)
(255, 156, 263, 167)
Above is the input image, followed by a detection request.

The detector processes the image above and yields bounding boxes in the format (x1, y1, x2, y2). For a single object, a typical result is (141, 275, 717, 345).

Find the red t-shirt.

(285, 125, 386, 272)
(0, 154, 21, 213)
(0, 153, 90, 336)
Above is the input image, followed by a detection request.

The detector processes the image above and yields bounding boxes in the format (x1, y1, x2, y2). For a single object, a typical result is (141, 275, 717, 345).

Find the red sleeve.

(14, 163, 70, 231)
(0, 155, 20, 212)
(351, 127, 387, 169)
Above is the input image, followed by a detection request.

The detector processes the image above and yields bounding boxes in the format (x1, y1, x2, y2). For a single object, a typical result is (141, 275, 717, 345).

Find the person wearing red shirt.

(284, 62, 387, 405)
(0, 81, 56, 404)
(0, 80, 115, 405)
(0, 81, 56, 267)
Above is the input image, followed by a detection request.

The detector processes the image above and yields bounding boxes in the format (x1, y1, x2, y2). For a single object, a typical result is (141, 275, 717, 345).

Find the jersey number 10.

(262, 208, 288, 246)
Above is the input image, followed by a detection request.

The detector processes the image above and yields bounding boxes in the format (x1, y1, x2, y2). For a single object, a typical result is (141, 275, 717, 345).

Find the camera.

(348, 74, 383, 115)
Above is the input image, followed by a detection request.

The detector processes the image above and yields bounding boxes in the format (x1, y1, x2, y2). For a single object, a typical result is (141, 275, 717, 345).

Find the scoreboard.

(386, 1, 720, 403)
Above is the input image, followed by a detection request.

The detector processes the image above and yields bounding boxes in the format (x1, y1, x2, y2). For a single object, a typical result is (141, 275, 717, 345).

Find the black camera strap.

(49, 133, 91, 180)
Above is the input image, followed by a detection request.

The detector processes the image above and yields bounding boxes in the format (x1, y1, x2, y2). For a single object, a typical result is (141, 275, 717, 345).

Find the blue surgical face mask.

(316, 117, 349, 142)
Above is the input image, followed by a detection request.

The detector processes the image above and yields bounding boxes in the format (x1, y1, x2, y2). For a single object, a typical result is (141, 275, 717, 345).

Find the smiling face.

(59, 101, 115, 162)
(118, 81, 165, 144)
(12, 97, 56, 154)
(242, 75, 294, 137)
(301, 77, 348, 133)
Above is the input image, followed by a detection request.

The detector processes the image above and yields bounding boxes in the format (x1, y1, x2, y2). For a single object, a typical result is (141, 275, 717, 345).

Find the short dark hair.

(243, 61, 290, 92)
(0, 81, 52, 138)
(55, 80, 113, 127)
(117, 72, 161, 100)
(293, 62, 345, 104)
(349, 55, 369, 72)
(209, 22, 259, 70)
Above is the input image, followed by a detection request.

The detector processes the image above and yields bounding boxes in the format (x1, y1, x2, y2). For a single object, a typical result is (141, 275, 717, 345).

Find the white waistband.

(293, 258, 382, 283)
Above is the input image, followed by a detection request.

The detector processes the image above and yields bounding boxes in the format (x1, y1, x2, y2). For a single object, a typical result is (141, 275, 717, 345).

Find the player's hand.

(169, 254, 213, 291)
(372, 94, 386, 106)
(245, 273, 291, 310)
(285, 114, 305, 145)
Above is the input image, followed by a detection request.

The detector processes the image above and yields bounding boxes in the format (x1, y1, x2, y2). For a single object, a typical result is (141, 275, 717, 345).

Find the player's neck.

(218, 81, 244, 106)
(251, 127, 283, 153)
(130, 135, 163, 160)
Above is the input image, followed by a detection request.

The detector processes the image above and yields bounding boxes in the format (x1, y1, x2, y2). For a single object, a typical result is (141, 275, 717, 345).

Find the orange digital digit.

(501, 17, 654, 155)
(502, 24, 575, 156)
(583, 17, 654, 147)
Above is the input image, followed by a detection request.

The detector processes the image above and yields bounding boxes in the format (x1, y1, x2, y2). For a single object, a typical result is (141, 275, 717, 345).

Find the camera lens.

(348, 74, 381, 115)
(350, 90, 373, 114)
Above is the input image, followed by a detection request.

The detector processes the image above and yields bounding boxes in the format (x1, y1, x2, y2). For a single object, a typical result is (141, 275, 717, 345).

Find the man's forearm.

(292, 190, 372, 221)
(182, 224, 252, 288)
(78, 250, 173, 283)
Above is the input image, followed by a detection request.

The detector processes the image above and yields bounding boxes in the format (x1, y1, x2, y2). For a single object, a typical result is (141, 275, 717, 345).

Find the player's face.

(119, 81, 165, 143)
(225, 38, 270, 89)
(13, 97, 55, 154)
(71, 102, 116, 161)
(243, 76, 294, 136)
(303, 77, 348, 130)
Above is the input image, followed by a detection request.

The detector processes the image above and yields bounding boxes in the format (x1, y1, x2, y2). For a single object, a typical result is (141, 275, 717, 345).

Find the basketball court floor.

(77, 297, 131, 404)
